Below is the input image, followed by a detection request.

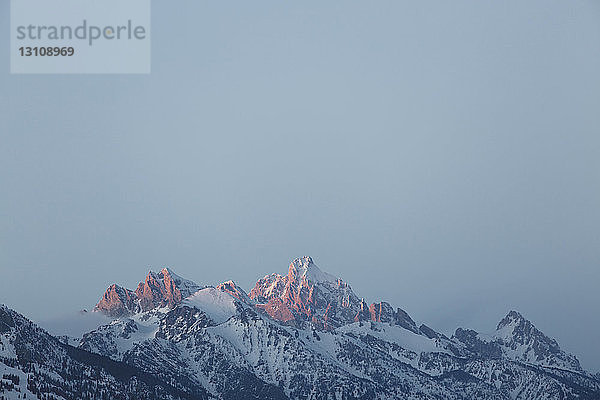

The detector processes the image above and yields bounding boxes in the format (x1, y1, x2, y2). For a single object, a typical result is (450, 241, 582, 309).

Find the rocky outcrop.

(134, 268, 200, 311)
(249, 256, 426, 333)
(394, 307, 420, 333)
(250, 256, 364, 329)
(93, 284, 137, 317)
(369, 301, 395, 323)
(217, 280, 252, 303)
(94, 267, 201, 317)
(354, 298, 371, 322)
(255, 298, 295, 322)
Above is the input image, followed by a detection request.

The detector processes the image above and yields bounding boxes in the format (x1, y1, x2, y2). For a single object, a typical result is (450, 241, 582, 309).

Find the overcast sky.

(1, 0, 599, 371)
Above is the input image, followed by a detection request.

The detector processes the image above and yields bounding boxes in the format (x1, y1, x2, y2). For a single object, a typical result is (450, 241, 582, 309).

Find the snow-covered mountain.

(3, 256, 600, 399)
(453, 310, 582, 372)
(250, 256, 363, 329)
(249, 256, 421, 334)
(0, 305, 207, 399)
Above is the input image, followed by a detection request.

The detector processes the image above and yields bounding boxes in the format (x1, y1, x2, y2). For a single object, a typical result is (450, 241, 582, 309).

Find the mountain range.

(1, 256, 599, 399)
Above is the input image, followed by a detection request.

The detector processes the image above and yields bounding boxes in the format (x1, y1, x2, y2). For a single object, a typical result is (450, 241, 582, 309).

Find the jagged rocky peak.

(249, 257, 421, 333)
(94, 267, 202, 317)
(453, 310, 583, 372)
(135, 267, 201, 311)
(216, 280, 251, 303)
(288, 256, 337, 284)
(93, 283, 137, 317)
(495, 310, 558, 347)
(250, 256, 363, 329)
(494, 310, 582, 370)
(496, 310, 528, 331)
(393, 307, 420, 334)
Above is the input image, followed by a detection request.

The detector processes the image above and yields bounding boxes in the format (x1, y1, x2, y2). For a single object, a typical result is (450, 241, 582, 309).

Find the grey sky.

(1, 1, 599, 371)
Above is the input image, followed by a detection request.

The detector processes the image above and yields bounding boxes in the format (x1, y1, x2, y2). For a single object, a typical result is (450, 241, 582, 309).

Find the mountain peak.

(495, 310, 547, 345)
(216, 280, 251, 303)
(249, 257, 422, 331)
(158, 267, 182, 281)
(136, 267, 201, 311)
(93, 283, 137, 317)
(491, 310, 582, 371)
(94, 268, 201, 317)
(250, 257, 363, 329)
(496, 310, 526, 331)
(288, 256, 337, 284)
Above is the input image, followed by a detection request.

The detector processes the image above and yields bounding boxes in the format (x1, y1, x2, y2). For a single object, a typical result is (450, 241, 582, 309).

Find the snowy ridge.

(289, 256, 338, 284)
(493, 310, 582, 371)
(155, 267, 202, 299)
(183, 287, 244, 324)
(1, 304, 200, 400)
(3, 257, 600, 400)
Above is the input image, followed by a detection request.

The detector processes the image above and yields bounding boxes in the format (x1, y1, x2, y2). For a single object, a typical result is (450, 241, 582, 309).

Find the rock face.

(354, 298, 371, 322)
(93, 283, 137, 317)
(134, 268, 201, 311)
(93, 267, 201, 317)
(216, 280, 252, 303)
(250, 256, 424, 333)
(369, 301, 395, 323)
(250, 256, 364, 329)
(394, 307, 420, 334)
(454, 327, 503, 359)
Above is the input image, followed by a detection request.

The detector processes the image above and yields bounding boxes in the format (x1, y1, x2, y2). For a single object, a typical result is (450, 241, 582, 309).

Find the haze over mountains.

(2, 256, 599, 399)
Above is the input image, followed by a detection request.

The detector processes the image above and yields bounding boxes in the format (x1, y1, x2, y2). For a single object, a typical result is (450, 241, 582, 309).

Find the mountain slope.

(453, 310, 582, 372)
(0, 304, 209, 400)
(7, 256, 600, 400)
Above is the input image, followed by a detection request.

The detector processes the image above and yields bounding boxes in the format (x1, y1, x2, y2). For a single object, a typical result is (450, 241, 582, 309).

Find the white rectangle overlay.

(11, 0, 151, 74)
